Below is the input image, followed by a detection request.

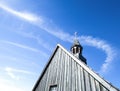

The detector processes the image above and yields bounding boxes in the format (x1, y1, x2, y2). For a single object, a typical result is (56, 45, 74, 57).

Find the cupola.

(70, 32, 87, 64)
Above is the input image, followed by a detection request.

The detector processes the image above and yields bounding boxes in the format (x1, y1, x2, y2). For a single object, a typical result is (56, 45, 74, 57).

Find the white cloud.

(0, 3, 42, 23)
(1, 40, 48, 57)
(0, 3, 116, 74)
(0, 3, 72, 42)
(36, 21, 116, 73)
(16, 31, 54, 51)
(39, 22, 116, 74)
(78, 36, 116, 73)
(5, 67, 32, 80)
(5, 67, 32, 74)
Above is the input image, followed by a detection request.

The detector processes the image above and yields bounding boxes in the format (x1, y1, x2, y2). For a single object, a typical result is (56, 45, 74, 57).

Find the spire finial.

(74, 32, 77, 39)
(73, 32, 79, 45)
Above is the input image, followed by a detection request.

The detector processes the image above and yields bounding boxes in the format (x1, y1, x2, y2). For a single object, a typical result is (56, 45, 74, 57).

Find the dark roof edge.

(32, 44, 59, 91)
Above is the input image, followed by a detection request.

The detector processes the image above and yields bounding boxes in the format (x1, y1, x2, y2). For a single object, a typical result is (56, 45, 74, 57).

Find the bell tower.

(70, 32, 87, 64)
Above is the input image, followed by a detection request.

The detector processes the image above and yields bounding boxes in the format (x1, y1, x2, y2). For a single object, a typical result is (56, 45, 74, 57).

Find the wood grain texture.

(33, 45, 119, 91)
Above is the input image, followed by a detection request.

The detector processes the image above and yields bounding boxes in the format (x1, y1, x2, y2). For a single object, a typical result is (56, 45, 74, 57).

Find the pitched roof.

(32, 44, 119, 91)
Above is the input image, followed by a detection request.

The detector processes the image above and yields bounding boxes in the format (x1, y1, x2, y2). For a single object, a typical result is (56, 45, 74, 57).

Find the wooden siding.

(33, 44, 119, 91)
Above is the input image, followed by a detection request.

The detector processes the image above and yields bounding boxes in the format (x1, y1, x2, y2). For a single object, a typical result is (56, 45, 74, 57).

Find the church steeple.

(70, 32, 87, 64)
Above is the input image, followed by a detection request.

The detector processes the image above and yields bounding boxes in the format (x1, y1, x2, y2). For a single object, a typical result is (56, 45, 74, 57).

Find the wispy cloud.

(0, 3, 116, 74)
(5, 67, 32, 80)
(0, 3, 42, 23)
(5, 67, 32, 74)
(0, 3, 72, 42)
(1, 40, 48, 57)
(16, 31, 54, 51)
(78, 36, 116, 74)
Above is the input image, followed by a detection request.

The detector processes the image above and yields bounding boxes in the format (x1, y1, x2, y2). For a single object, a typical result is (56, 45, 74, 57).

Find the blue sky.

(0, 0, 120, 90)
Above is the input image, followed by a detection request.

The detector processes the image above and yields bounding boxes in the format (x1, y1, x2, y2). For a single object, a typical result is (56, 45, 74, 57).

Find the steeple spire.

(74, 32, 77, 40)
(73, 32, 81, 46)
(70, 32, 87, 64)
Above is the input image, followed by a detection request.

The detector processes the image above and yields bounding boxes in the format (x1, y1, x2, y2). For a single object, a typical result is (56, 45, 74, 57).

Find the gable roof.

(32, 44, 119, 91)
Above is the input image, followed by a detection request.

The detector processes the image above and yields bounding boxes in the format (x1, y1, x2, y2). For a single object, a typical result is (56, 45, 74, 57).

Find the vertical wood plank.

(62, 50, 65, 91)
(58, 49, 63, 91)
(56, 48, 62, 91)
(89, 75, 96, 91)
(66, 53, 70, 91)
(84, 70, 91, 91)
(77, 64, 82, 91)
(80, 67, 85, 91)
(75, 62, 78, 91)
(95, 80, 100, 91)
(69, 56, 72, 91)
(72, 59, 75, 91)
(63, 52, 67, 91)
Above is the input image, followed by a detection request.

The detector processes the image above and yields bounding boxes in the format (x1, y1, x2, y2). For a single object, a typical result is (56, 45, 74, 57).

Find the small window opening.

(49, 85, 57, 91)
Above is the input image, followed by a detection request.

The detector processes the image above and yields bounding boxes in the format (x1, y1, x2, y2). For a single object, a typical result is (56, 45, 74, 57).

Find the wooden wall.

(34, 47, 119, 91)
